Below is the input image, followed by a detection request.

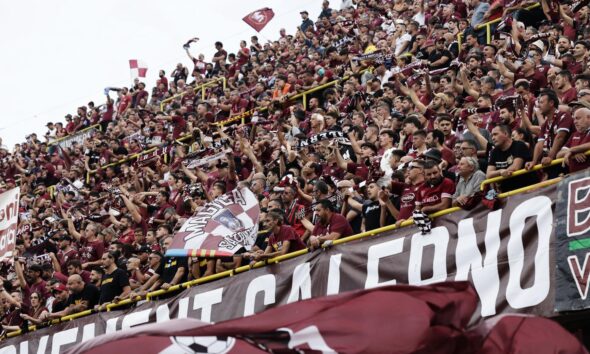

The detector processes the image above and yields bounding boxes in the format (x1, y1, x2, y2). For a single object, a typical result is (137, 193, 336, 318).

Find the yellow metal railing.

(47, 124, 102, 147)
(457, 3, 541, 51)
(159, 77, 226, 111)
(5, 172, 564, 339)
(480, 149, 590, 191)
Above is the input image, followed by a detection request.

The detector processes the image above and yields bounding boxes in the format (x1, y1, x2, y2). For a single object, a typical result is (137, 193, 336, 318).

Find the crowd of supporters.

(1, 0, 590, 335)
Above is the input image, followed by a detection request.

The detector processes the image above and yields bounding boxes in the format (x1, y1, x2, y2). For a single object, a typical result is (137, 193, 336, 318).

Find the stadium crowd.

(1, 0, 590, 336)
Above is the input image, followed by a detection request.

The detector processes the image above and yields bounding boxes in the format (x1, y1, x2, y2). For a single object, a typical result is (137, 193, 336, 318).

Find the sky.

(0, 0, 323, 148)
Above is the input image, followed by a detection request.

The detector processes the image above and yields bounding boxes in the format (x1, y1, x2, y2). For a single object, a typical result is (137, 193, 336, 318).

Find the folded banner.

(167, 188, 259, 258)
(555, 169, 590, 311)
(185, 149, 231, 169)
(67, 283, 588, 354)
(242, 8, 275, 32)
(296, 130, 348, 149)
(0, 187, 20, 260)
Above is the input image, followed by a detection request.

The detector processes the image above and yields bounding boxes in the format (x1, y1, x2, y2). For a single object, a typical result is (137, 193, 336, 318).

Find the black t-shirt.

(488, 140, 537, 192)
(428, 49, 452, 70)
(362, 200, 382, 232)
(157, 257, 188, 284)
(52, 300, 68, 313)
(99, 268, 130, 304)
(67, 284, 100, 310)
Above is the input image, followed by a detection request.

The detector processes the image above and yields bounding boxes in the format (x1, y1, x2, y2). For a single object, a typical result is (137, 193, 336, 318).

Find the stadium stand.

(1, 0, 590, 345)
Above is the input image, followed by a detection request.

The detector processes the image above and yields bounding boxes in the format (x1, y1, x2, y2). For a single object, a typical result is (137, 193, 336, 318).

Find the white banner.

(167, 188, 260, 258)
(0, 187, 20, 259)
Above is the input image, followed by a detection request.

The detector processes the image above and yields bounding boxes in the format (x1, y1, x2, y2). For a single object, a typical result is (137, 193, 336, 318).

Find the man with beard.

(526, 90, 574, 177)
(488, 124, 535, 192)
(361, 182, 396, 232)
(498, 103, 521, 132)
(245, 210, 306, 263)
(14, 262, 49, 305)
(99, 251, 131, 306)
(56, 235, 78, 271)
(390, 159, 426, 227)
(43, 275, 100, 320)
(415, 161, 455, 214)
(554, 70, 578, 108)
(558, 107, 590, 173)
(89, 266, 104, 288)
(308, 199, 353, 249)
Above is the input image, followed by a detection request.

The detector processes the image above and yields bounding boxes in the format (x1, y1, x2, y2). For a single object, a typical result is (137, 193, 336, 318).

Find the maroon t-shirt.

(268, 225, 306, 253)
(79, 238, 105, 263)
(565, 128, 590, 172)
(417, 178, 455, 208)
(392, 181, 425, 220)
(558, 87, 577, 105)
(538, 111, 574, 150)
(311, 213, 353, 238)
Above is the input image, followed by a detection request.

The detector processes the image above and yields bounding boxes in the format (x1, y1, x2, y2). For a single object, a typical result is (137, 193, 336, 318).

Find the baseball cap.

(300, 10, 309, 15)
(53, 283, 67, 292)
(424, 148, 442, 162)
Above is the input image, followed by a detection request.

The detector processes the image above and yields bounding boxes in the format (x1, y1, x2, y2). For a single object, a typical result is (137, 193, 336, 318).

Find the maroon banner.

(68, 283, 588, 354)
(242, 8, 275, 32)
(0, 182, 559, 353)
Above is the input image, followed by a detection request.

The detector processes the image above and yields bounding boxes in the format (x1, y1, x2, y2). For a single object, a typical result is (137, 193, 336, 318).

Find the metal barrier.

(159, 77, 226, 111)
(457, 3, 541, 52)
(47, 124, 102, 147)
(480, 149, 590, 191)
(4, 172, 564, 339)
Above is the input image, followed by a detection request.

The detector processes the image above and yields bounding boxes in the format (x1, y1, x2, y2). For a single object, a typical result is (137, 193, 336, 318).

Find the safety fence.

(6, 150, 583, 339)
(85, 69, 369, 181)
(159, 77, 227, 111)
(457, 3, 541, 51)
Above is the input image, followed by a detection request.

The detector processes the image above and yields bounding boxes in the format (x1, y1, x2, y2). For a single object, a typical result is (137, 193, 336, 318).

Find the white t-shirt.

(395, 33, 412, 56)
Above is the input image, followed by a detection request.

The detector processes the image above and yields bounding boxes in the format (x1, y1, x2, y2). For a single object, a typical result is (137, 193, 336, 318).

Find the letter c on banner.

(365, 238, 404, 289)
(244, 274, 276, 316)
(506, 196, 552, 309)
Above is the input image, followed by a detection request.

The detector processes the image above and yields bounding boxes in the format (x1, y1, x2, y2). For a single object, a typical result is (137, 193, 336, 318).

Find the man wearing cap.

(557, 107, 590, 173)
(428, 38, 452, 70)
(44, 275, 100, 320)
(49, 283, 69, 313)
(299, 11, 314, 33)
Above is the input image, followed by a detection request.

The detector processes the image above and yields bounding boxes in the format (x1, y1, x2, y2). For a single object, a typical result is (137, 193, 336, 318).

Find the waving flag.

(66, 282, 589, 354)
(166, 188, 259, 258)
(129, 59, 148, 78)
(242, 8, 275, 32)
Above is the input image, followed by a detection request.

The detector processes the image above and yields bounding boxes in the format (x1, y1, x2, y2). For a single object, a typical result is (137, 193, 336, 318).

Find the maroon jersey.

(417, 178, 455, 208)
(268, 225, 306, 253)
(312, 213, 353, 238)
(79, 239, 105, 264)
(538, 111, 574, 150)
(565, 128, 590, 172)
(392, 181, 425, 220)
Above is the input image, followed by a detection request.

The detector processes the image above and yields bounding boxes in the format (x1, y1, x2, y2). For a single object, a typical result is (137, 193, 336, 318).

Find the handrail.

(4, 173, 564, 340)
(457, 3, 541, 51)
(47, 124, 102, 147)
(480, 149, 590, 191)
(159, 77, 226, 111)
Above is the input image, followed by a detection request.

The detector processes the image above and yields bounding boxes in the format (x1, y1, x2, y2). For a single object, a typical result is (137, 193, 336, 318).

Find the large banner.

(0, 187, 20, 260)
(66, 283, 587, 354)
(167, 188, 260, 258)
(555, 169, 590, 311)
(0, 181, 561, 353)
(49, 125, 100, 149)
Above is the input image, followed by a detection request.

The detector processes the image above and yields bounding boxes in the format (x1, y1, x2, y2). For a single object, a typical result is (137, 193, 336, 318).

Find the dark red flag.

(242, 8, 275, 32)
(67, 282, 587, 354)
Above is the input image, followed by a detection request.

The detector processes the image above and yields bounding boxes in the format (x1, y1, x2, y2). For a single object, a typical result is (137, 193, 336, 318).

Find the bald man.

(558, 107, 590, 173)
(43, 275, 100, 320)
